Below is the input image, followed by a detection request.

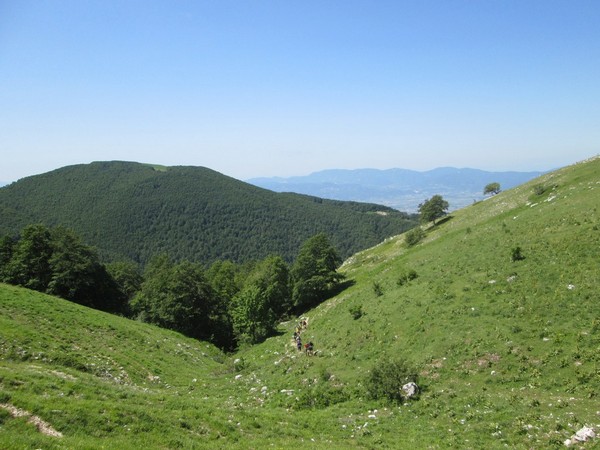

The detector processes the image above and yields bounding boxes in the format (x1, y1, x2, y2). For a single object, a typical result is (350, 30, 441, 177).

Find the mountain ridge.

(247, 166, 545, 212)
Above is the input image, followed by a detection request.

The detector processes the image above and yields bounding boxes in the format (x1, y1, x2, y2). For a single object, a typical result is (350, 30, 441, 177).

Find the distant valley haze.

(247, 166, 544, 213)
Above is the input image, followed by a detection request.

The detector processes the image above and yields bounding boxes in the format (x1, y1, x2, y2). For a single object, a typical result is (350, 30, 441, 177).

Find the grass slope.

(1, 156, 599, 449)
(0, 161, 417, 265)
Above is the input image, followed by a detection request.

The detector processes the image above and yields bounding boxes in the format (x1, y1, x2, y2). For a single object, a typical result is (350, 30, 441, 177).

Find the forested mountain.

(0, 161, 417, 265)
(248, 167, 544, 212)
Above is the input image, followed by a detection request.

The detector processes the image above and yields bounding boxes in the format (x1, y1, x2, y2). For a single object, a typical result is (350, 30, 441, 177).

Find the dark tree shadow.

(431, 215, 454, 228)
(330, 278, 356, 296)
(292, 278, 356, 316)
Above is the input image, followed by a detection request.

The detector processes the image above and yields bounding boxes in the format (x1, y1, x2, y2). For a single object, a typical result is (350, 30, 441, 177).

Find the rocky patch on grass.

(0, 403, 63, 437)
(564, 426, 596, 447)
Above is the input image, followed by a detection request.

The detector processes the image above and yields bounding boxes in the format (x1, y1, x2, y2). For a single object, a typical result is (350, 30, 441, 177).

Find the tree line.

(0, 224, 344, 351)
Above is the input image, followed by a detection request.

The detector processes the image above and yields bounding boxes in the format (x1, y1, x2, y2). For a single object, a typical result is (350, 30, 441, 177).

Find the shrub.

(372, 281, 384, 296)
(511, 246, 525, 262)
(404, 227, 425, 247)
(349, 304, 364, 320)
(365, 358, 418, 404)
(532, 184, 547, 196)
(295, 384, 350, 409)
(233, 357, 246, 372)
(397, 268, 418, 286)
(532, 183, 557, 196)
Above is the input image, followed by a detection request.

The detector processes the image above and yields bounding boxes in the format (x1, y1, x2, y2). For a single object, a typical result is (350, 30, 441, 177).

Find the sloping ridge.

(0, 156, 598, 448)
(237, 155, 600, 447)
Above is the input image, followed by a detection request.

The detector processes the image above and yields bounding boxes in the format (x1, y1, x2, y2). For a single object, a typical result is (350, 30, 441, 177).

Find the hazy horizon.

(0, 159, 566, 186)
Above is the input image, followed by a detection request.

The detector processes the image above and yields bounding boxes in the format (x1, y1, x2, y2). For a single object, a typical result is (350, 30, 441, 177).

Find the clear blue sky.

(1, 1, 599, 182)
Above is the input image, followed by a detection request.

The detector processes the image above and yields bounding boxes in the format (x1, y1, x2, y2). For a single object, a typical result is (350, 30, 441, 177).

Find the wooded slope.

(0, 161, 417, 264)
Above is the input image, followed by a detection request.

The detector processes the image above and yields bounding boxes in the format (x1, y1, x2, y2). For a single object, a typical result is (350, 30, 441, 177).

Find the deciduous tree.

(131, 257, 219, 341)
(4, 224, 53, 291)
(484, 182, 501, 195)
(230, 255, 291, 345)
(418, 195, 449, 225)
(47, 226, 124, 312)
(291, 233, 343, 311)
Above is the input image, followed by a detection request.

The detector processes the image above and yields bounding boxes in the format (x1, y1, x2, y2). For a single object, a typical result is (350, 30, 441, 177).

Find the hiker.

(307, 341, 314, 356)
(297, 338, 302, 351)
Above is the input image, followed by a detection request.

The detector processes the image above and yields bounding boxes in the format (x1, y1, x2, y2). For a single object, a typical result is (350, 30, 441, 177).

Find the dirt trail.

(0, 403, 63, 437)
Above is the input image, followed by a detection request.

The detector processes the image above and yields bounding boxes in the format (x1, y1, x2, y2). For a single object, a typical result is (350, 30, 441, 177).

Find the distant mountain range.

(247, 167, 545, 212)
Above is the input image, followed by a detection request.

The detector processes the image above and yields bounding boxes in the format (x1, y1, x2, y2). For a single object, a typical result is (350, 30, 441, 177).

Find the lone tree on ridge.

(484, 182, 501, 196)
(418, 195, 449, 225)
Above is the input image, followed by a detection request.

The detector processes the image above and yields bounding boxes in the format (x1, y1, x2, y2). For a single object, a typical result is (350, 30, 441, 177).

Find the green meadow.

(1, 156, 599, 449)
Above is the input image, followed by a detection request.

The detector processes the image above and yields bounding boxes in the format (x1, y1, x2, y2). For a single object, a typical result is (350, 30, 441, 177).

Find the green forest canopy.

(0, 161, 418, 265)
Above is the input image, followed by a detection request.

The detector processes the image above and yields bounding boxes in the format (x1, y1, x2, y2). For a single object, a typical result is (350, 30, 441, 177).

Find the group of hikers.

(292, 319, 314, 356)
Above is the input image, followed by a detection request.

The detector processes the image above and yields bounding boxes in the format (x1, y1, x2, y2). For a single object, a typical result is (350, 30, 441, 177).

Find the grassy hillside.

(1, 156, 599, 449)
(235, 156, 600, 448)
(0, 161, 417, 265)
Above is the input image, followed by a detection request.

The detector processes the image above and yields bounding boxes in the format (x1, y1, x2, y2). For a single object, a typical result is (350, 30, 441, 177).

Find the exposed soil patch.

(0, 403, 63, 437)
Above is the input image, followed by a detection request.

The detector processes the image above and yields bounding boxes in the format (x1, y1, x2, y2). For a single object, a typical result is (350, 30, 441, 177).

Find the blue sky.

(1, 1, 599, 182)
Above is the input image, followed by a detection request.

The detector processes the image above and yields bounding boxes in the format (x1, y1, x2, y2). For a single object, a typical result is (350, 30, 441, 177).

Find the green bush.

(397, 268, 418, 286)
(295, 383, 350, 409)
(365, 358, 418, 404)
(511, 246, 525, 262)
(372, 281, 384, 296)
(349, 304, 364, 320)
(532, 184, 547, 196)
(404, 227, 425, 247)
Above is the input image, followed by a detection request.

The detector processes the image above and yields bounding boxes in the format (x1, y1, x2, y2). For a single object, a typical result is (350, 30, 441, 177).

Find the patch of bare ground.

(420, 358, 445, 379)
(461, 353, 501, 374)
(0, 403, 63, 437)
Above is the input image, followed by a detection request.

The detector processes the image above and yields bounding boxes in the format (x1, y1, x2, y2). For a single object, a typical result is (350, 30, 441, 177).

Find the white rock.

(565, 426, 596, 446)
(574, 426, 595, 442)
(402, 382, 419, 398)
(234, 374, 242, 380)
